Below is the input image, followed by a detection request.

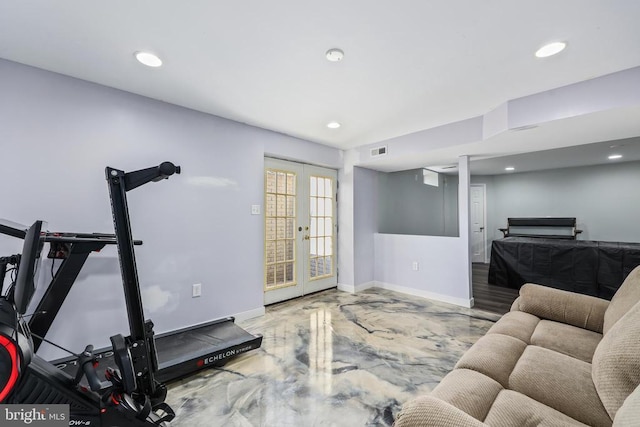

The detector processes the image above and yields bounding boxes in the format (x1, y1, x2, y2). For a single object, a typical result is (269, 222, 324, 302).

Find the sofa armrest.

(510, 296, 522, 311)
(395, 396, 488, 427)
(613, 384, 640, 426)
(514, 283, 609, 333)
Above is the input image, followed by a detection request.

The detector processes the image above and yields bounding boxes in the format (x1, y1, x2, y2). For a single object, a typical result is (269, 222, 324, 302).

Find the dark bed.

(488, 218, 640, 300)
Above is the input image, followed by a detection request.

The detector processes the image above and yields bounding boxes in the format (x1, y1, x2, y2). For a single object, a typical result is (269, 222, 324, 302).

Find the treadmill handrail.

(0, 219, 28, 239)
(105, 161, 180, 398)
(1, 219, 143, 245)
(43, 236, 143, 245)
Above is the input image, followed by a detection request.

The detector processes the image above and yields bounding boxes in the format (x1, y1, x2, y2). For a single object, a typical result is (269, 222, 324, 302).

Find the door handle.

(304, 235, 310, 240)
(480, 227, 484, 231)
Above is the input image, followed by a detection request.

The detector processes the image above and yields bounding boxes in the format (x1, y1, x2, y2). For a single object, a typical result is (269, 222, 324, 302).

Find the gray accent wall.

(0, 58, 341, 359)
(474, 160, 640, 252)
(378, 169, 458, 236)
(443, 174, 459, 237)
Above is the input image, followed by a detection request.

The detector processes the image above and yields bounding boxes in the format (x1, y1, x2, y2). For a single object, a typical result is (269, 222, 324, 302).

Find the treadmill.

(0, 166, 262, 383)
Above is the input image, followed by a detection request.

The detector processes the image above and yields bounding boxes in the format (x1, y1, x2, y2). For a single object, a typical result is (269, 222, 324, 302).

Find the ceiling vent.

(370, 146, 388, 157)
(511, 124, 539, 132)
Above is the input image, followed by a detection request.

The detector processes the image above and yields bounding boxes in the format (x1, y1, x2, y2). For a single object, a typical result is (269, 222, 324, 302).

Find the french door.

(264, 158, 338, 305)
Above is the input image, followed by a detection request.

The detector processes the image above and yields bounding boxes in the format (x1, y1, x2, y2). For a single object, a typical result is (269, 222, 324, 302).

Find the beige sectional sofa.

(395, 266, 640, 427)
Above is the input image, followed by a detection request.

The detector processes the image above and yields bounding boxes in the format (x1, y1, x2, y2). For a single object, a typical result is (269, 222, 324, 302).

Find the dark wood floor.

(472, 263, 519, 315)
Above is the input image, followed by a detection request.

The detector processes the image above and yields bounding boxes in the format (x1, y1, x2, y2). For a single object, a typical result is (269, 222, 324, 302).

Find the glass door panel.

(264, 159, 304, 304)
(303, 165, 338, 294)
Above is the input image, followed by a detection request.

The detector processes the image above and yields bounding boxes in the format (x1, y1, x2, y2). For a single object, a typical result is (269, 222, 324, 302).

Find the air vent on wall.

(370, 146, 388, 157)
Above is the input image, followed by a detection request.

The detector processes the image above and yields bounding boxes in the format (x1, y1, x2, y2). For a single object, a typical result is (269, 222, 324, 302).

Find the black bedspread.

(488, 237, 640, 300)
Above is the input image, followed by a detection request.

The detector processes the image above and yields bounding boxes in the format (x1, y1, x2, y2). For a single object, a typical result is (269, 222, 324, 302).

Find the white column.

(337, 149, 357, 290)
(458, 155, 473, 304)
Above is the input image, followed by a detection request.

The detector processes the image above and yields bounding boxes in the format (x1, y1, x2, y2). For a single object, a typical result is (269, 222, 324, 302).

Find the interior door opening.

(264, 158, 338, 305)
(471, 183, 487, 263)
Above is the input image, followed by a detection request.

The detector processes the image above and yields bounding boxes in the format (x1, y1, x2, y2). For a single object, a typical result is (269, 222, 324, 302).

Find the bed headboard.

(499, 217, 582, 240)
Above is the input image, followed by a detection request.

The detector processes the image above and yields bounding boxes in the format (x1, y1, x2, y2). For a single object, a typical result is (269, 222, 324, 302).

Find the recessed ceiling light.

(608, 154, 623, 160)
(505, 166, 515, 171)
(135, 51, 163, 67)
(326, 48, 344, 62)
(535, 42, 567, 58)
(327, 121, 341, 129)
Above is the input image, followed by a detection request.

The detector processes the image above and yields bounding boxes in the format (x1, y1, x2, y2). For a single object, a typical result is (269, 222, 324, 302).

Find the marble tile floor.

(165, 288, 501, 427)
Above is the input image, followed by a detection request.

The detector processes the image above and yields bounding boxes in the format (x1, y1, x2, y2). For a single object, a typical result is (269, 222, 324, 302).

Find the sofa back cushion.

(603, 265, 640, 335)
(592, 300, 640, 420)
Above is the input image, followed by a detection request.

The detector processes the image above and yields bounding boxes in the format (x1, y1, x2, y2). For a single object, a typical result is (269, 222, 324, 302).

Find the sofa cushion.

(454, 334, 527, 388)
(593, 301, 640, 420)
(483, 390, 589, 427)
(486, 311, 540, 344)
(517, 284, 609, 333)
(530, 319, 602, 363)
(510, 346, 611, 427)
(603, 265, 640, 335)
(431, 369, 502, 421)
(394, 395, 487, 427)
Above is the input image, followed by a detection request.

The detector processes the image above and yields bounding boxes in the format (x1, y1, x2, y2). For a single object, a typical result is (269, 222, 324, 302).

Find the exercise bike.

(0, 162, 181, 426)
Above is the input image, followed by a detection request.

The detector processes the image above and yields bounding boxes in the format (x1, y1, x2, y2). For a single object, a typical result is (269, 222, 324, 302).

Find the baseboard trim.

(374, 281, 474, 308)
(233, 306, 266, 323)
(337, 281, 376, 294)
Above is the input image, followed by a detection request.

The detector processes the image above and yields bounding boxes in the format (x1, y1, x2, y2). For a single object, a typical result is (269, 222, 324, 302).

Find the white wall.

(340, 68, 640, 309)
(373, 234, 471, 306)
(372, 157, 472, 307)
(352, 167, 378, 288)
(474, 160, 640, 252)
(0, 59, 341, 359)
(347, 158, 473, 307)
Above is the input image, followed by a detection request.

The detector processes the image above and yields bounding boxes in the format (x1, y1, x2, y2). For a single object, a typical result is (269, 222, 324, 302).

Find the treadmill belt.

(156, 320, 256, 366)
(52, 318, 262, 384)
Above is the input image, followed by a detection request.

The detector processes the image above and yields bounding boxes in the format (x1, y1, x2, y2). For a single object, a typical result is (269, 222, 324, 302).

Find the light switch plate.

(192, 283, 202, 297)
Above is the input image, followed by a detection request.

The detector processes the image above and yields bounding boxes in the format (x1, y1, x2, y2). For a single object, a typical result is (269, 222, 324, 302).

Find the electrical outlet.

(412, 261, 419, 271)
(192, 283, 202, 298)
(251, 205, 261, 215)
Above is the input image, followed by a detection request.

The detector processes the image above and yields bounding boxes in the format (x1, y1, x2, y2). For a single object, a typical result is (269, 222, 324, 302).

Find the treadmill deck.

(51, 317, 262, 384)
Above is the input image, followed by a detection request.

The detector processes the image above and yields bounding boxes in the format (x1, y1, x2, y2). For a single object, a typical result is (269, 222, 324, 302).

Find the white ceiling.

(364, 105, 640, 173)
(454, 136, 640, 176)
(1, 1, 639, 168)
